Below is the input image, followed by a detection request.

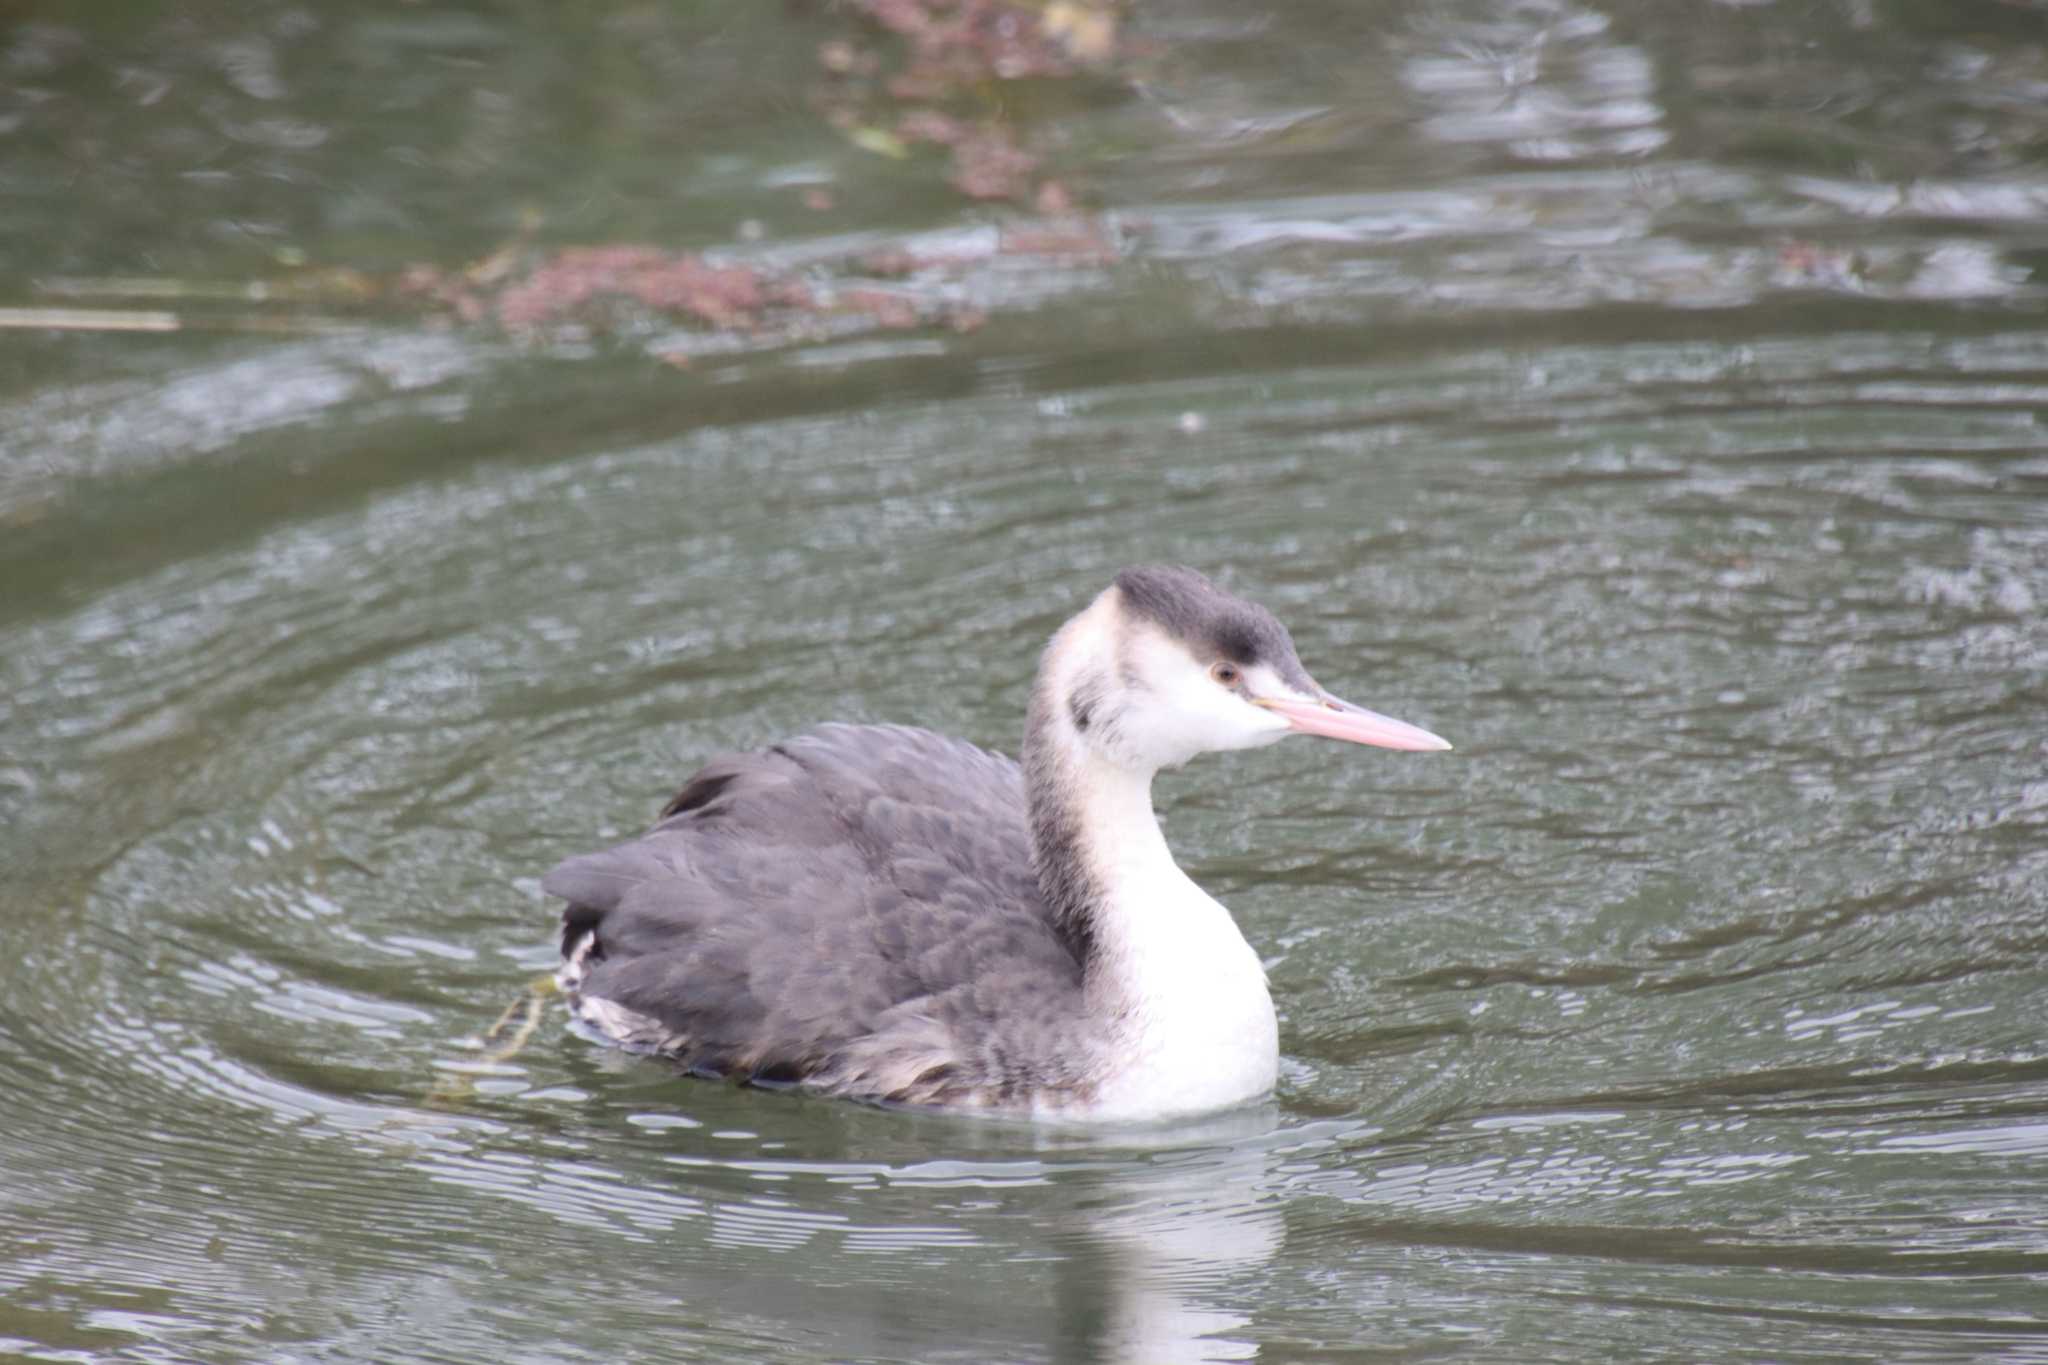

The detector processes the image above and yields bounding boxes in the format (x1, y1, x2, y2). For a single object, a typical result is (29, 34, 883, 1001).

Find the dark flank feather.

(542, 724, 1095, 1107)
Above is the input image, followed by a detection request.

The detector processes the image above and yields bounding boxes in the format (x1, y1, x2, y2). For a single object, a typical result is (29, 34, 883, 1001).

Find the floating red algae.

(816, 0, 1123, 206)
(852, 0, 1085, 97)
(493, 246, 782, 331)
(395, 233, 1032, 343)
(890, 108, 1039, 200)
(896, 109, 966, 147)
(947, 128, 1041, 200)
(846, 0, 1121, 85)
(857, 247, 925, 278)
(395, 262, 487, 324)
(999, 218, 1118, 264)
(838, 287, 923, 330)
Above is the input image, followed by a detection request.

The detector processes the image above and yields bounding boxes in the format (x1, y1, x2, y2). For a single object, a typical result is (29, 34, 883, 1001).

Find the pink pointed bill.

(1256, 695, 1452, 751)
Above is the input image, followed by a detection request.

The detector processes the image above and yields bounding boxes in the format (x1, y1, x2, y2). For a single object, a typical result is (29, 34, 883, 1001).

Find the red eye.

(1210, 661, 1241, 687)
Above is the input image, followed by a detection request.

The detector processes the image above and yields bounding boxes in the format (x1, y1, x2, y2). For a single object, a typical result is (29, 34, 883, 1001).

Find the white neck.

(1055, 751, 1279, 1120)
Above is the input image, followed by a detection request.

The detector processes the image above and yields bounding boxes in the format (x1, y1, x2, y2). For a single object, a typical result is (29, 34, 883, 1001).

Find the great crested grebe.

(544, 566, 1449, 1120)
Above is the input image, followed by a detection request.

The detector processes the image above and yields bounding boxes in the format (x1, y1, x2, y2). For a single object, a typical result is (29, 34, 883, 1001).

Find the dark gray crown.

(1113, 565, 1315, 692)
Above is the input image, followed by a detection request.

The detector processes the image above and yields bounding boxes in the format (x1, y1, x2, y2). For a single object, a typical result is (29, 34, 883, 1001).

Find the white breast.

(1067, 860, 1280, 1123)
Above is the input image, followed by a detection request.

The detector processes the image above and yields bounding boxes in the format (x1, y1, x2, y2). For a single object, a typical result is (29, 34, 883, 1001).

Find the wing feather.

(546, 724, 1087, 1101)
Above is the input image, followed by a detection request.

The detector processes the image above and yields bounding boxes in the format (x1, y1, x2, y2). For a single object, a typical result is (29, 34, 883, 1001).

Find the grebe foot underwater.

(543, 566, 1450, 1121)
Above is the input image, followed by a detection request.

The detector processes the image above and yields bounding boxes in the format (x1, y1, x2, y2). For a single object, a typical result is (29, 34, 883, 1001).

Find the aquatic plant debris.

(390, 231, 1068, 342)
(360, 1, 1132, 346)
(817, 0, 1124, 204)
(491, 247, 795, 331)
(14, 0, 1135, 350)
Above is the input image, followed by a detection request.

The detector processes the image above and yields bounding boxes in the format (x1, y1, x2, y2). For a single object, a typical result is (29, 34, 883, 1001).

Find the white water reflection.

(1403, 1, 1666, 161)
(383, 1113, 1289, 1364)
(1879, 1123, 2048, 1158)
(0, 331, 484, 494)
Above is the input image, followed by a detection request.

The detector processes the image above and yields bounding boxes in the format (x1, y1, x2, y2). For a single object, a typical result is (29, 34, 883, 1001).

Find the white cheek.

(1217, 690, 1291, 750)
(1112, 630, 1291, 767)
(1150, 668, 1288, 759)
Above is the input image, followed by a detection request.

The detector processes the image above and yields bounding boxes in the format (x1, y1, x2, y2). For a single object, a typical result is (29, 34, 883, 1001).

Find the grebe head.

(1045, 565, 1451, 776)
